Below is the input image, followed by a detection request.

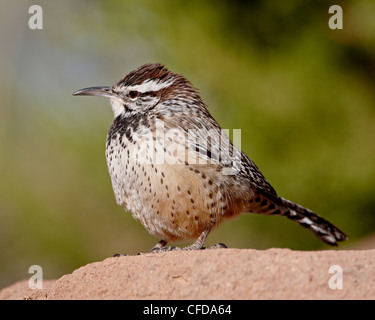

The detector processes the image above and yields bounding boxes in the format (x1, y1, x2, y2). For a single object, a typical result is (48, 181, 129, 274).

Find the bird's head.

(73, 63, 200, 119)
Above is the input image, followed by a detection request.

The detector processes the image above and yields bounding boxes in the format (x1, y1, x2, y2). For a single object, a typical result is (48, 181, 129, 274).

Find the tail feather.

(280, 197, 348, 246)
(247, 191, 348, 246)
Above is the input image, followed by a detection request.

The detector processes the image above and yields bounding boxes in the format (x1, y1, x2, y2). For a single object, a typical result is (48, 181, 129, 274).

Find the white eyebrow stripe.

(127, 78, 175, 93)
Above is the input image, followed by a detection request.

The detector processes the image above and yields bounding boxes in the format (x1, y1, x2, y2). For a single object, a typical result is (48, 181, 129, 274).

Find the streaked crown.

(74, 63, 202, 118)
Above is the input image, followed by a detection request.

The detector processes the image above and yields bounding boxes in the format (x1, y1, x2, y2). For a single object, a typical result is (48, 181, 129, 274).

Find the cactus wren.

(73, 63, 348, 252)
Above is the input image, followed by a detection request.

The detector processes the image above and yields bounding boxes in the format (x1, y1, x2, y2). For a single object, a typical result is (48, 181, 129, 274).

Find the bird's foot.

(148, 246, 180, 253)
(114, 242, 226, 256)
(205, 243, 227, 250)
(149, 242, 227, 253)
(112, 253, 131, 257)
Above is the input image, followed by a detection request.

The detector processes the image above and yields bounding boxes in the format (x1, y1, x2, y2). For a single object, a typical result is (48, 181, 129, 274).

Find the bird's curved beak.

(73, 86, 115, 99)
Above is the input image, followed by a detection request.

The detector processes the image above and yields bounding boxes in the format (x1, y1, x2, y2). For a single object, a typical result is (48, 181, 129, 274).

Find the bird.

(73, 63, 348, 252)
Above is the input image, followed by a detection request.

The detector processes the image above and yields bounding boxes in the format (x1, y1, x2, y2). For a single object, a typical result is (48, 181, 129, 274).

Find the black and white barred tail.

(279, 197, 348, 245)
(280, 197, 348, 246)
(249, 191, 348, 246)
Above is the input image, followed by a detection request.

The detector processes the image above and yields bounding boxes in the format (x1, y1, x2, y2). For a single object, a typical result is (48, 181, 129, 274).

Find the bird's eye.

(129, 91, 139, 99)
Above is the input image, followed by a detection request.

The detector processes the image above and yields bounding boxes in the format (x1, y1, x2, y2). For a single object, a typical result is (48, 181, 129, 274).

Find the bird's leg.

(149, 220, 227, 253)
(183, 220, 227, 250)
(181, 223, 213, 250)
(148, 239, 171, 253)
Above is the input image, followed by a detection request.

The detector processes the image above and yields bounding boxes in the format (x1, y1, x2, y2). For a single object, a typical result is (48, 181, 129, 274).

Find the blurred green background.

(1, 0, 374, 288)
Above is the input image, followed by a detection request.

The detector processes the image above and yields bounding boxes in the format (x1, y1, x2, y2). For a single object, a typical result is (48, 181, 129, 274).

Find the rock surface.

(1, 248, 374, 300)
